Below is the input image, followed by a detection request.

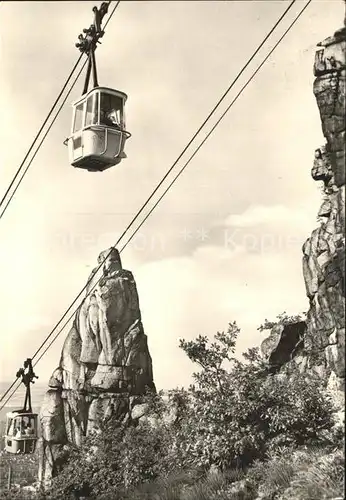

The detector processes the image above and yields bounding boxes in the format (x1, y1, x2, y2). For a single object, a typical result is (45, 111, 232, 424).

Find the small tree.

(176, 322, 335, 471)
(46, 319, 336, 498)
(179, 321, 239, 395)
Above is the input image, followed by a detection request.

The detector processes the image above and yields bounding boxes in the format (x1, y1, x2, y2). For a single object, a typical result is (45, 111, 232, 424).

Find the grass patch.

(247, 445, 345, 500)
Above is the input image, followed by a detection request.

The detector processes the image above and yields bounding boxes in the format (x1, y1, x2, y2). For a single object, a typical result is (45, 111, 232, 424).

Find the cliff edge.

(261, 20, 345, 401)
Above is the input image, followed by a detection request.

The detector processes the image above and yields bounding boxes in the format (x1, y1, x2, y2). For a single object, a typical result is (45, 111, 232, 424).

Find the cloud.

(0, 0, 341, 394)
(135, 206, 310, 390)
(224, 204, 314, 228)
(0, 200, 315, 390)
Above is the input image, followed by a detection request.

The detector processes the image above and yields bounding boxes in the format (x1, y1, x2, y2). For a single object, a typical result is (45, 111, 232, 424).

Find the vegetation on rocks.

(2, 319, 341, 500)
(256, 311, 306, 333)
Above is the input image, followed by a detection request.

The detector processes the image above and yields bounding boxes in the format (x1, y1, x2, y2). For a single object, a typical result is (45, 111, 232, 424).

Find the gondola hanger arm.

(75, 1, 109, 55)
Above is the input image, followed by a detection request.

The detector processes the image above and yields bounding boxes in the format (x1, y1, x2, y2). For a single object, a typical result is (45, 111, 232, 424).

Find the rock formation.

(38, 247, 155, 485)
(260, 321, 307, 374)
(261, 18, 345, 399)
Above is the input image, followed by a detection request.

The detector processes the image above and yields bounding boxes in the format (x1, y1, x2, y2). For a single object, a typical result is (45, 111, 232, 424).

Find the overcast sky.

(0, 1, 344, 396)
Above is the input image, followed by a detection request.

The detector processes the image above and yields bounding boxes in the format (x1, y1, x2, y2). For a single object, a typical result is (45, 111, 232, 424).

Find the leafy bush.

(46, 320, 337, 499)
(173, 323, 335, 470)
(46, 417, 180, 499)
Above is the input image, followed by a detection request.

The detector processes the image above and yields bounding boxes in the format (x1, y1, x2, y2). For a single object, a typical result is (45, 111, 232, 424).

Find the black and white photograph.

(0, 0, 345, 498)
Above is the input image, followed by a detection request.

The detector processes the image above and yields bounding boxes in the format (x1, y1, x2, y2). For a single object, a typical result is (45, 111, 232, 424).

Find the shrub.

(47, 320, 337, 498)
(174, 323, 335, 470)
(47, 414, 182, 498)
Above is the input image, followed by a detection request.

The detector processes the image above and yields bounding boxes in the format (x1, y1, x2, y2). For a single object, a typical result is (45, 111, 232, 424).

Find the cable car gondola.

(64, 2, 131, 172)
(3, 359, 38, 454)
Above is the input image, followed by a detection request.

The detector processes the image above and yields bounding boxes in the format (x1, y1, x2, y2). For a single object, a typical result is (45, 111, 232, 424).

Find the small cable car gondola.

(3, 359, 38, 454)
(64, 2, 131, 172)
(66, 86, 130, 172)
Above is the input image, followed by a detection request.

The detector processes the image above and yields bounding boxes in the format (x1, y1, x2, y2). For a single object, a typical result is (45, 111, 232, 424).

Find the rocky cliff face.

(38, 248, 155, 485)
(261, 21, 345, 399)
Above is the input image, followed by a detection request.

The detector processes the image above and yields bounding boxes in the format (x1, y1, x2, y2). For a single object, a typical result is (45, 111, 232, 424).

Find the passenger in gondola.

(100, 108, 113, 127)
(100, 108, 121, 129)
(107, 109, 121, 129)
(25, 424, 34, 436)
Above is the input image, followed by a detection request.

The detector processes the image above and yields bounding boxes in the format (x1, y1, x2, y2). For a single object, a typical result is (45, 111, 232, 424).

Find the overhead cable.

(0, 1, 120, 221)
(0, 2, 121, 407)
(0, 0, 310, 410)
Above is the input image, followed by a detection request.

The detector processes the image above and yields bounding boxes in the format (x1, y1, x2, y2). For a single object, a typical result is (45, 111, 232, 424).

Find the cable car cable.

(0, 0, 307, 410)
(0, 0, 297, 409)
(0, 54, 83, 215)
(24, 0, 298, 361)
(101, 1, 120, 30)
(0, 62, 88, 401)
(0, 63, 88, 221)
(38, 0, 312, 370)
(104, 0, 297, 248)
(0, 87, 94, 404)
(118, 0, 312, 253)
(0, 0, 120, 222)
(0, 3, 121, 407)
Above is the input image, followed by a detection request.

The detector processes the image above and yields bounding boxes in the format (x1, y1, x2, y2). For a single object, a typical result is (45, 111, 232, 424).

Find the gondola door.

(70, 101, 85, 163)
